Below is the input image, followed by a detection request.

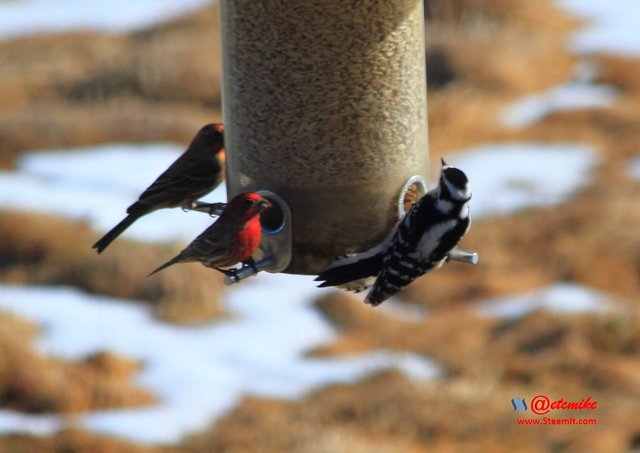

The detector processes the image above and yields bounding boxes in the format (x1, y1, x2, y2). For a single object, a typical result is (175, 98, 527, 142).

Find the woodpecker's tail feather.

(315, 254, 382, 290)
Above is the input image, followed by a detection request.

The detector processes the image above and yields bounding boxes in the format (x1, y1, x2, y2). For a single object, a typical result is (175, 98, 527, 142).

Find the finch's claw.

(182, 201, 226, 216)
(208, 202, 227, 217)
(222, 267, 242, 285)
(242, 260, 259, 276)
(216, 267, 241, 284)
(215, 267, 235, 276)
(221, 257, 276, 286)
(226, 268, 240, 283)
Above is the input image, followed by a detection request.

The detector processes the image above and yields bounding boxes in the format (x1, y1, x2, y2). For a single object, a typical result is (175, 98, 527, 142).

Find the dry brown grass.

(0, 100, 220, 169)
(0, 5, 222, 168)
(1, 429, 170, 453)
(193, 293, 640, 452)
(187, 369, 635, 452)
(0, 312, 153, 413)
(425, 0, 577, 154)
(2, 0, 640, 450)
(0, 211, 226, 324)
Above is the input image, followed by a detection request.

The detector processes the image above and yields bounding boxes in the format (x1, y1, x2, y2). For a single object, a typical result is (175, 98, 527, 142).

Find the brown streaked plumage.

(93, 123, 225, 253)
(148, 192, 271, 276)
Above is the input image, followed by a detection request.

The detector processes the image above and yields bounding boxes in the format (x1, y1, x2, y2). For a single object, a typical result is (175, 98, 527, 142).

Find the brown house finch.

(93, 123, 226, 253)
(148, 192, 271, 277)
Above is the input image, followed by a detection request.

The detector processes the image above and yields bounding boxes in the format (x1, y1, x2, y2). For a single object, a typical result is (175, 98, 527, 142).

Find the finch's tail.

(93, 204, 149, 253)
(147, 254, 183, 277)
(93, 214, 139, 253)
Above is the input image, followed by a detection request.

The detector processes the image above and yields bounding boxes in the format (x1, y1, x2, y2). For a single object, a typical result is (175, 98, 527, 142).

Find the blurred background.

(0, 0, 639, 451)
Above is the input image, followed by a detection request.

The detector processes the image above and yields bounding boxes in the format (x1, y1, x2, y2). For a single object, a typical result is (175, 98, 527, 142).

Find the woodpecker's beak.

(441, 158, 448, 167)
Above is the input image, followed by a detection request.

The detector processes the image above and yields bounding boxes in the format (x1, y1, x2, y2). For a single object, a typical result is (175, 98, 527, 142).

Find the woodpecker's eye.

(244, 198, 255, 206)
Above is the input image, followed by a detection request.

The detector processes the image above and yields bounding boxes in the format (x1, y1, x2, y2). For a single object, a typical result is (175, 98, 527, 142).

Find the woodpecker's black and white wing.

(365, 195, 439, 305)
(365, 163, 471, 306)
(317, 160, 472, 305)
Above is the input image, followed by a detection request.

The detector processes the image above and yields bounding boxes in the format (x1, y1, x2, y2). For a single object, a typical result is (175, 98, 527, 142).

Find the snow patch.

(476, 282, 612, 320)
(0, 143, 225, 244)
(627, 156, 640, 180)
(0, 277, 439, 444)
(556, 0, 640, 57)
(446, 143, 598, 218)
(501, 82, 617, 129)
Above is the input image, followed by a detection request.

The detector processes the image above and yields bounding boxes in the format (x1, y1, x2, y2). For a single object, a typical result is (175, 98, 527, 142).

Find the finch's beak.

(258, 198, 272, 211)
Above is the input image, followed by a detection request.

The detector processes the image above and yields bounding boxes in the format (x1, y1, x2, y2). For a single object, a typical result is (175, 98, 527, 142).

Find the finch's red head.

(226, 192, 271, 221)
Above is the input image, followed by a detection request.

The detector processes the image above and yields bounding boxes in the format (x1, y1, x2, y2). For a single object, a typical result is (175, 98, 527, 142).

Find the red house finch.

(148, 192, 271, 277)
(93, 123, 226, 253)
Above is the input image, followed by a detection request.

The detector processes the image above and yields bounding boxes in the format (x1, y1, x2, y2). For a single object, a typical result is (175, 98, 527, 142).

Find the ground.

(0, 0, 639, 451)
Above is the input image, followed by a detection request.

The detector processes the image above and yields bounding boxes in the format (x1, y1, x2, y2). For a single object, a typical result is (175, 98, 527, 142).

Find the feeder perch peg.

(448, 248, 479, 265)
(223, 256, 275, 285)
(185, 201, 227, 217)
(223, 190, 292, 285)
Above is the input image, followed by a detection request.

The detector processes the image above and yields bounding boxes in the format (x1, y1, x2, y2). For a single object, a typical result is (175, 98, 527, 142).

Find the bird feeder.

(219, 0, 430, 275)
